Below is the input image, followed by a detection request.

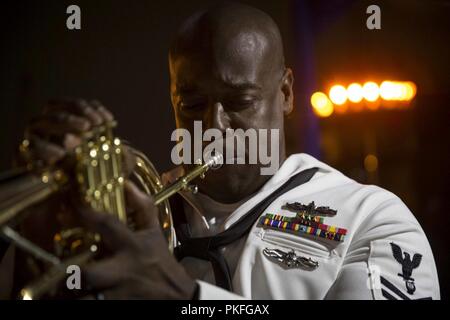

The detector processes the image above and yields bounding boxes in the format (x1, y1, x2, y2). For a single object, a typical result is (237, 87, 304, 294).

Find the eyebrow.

(175, 80, 262, 96)
(177, 85, 197, 95)
(223, 81, 262, 91)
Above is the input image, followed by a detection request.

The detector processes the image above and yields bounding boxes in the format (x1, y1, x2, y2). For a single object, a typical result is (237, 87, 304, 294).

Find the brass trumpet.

(0, 121, 222, 300)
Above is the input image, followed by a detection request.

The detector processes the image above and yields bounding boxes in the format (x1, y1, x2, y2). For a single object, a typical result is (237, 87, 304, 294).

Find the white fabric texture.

(168, 153, 440, 300)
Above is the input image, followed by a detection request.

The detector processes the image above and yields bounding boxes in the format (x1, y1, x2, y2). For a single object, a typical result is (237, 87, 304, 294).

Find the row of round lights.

(311, 81, 417, 117)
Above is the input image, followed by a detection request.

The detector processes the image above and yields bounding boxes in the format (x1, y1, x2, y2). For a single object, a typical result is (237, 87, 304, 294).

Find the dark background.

(0, 0, 448, 299)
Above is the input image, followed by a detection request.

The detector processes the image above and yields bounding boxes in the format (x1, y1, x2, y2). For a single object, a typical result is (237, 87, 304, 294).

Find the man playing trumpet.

(0, 2, 440, 300)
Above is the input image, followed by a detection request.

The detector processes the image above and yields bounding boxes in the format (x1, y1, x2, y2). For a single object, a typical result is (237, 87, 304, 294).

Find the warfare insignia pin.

(263, 247, 319, 270)
(283, 201, 337, 216)
(390, 242, 422, 294)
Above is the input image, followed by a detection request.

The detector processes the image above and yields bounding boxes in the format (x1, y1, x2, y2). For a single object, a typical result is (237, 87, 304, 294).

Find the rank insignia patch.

(390, 242, 422, 294)
(367, 239, 435, 300)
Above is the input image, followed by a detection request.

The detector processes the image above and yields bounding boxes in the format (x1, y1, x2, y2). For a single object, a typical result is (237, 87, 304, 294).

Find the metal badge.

(283, 201, 337, 216)
(263, 248, 319, 270)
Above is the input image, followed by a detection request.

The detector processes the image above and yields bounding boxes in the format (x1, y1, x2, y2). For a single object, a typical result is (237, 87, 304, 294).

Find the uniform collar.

(162, 153, 342, 233)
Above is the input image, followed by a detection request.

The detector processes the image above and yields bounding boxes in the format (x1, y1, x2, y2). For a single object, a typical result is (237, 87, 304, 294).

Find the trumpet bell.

(0, 120, 222, 299)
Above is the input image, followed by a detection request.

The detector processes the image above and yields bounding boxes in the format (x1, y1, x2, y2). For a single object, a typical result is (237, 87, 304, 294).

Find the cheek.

(232, 95, 284, 130)
(174, 108, 197, 131)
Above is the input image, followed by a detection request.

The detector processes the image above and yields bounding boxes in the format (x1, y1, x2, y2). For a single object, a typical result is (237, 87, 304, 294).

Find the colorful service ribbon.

(260, 213, 347, 242)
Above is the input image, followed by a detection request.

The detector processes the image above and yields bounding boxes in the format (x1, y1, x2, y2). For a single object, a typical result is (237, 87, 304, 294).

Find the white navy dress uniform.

(165, 153, 440, 300)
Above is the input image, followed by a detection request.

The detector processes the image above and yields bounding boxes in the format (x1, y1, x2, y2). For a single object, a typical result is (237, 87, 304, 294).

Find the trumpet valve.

(186, 184, 198, 194)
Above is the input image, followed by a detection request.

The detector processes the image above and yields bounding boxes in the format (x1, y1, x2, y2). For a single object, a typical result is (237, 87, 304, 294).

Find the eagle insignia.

(390, 242, 422, 294)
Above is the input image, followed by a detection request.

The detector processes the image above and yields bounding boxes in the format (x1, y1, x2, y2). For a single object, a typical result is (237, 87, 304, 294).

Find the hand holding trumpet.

(77, 180, 197, 299)
(1, 98, 201, 299)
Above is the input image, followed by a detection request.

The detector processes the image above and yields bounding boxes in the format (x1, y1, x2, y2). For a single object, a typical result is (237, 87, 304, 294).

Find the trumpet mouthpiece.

(204, 152, 223, 170)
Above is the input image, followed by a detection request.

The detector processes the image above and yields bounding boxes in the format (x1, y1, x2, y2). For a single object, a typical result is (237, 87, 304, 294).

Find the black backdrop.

(1, 0, 448, 299)
(0, 0, 296, 174)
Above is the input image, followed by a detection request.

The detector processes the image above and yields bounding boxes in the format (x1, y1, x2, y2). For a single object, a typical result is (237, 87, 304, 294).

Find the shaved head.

(168, 2, 294, 203)
(170, 2, 285, 77)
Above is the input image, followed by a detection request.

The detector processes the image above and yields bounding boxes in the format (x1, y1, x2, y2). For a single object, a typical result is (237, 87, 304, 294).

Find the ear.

(280, 68, 294, 115)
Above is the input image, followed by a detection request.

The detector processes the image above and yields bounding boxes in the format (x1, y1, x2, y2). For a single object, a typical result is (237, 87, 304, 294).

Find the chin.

(198, 163, 267, 202)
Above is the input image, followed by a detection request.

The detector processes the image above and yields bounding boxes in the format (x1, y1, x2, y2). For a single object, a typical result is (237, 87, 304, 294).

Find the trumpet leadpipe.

(0, 169, 66, 227)
(153, 152, 223, 205)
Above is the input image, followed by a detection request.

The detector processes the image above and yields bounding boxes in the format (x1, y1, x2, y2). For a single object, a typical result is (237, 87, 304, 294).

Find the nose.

(207, 102, 230, 133)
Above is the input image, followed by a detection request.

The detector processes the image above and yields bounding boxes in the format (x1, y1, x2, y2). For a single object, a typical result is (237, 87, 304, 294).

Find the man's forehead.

(171, 31, 273, 93)
(212, 30, 268, 66)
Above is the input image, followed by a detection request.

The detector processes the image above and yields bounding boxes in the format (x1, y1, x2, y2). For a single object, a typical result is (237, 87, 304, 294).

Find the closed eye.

(179, 98, 208, 112)
(225, 95, 260, 111)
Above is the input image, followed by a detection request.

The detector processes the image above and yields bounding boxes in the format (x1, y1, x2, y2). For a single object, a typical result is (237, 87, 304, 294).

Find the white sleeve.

(325, 197, 440, 300)
(196, 280, 247, 300)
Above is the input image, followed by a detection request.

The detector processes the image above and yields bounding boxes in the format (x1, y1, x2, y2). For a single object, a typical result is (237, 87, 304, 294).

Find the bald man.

(2, 3, 440, 300)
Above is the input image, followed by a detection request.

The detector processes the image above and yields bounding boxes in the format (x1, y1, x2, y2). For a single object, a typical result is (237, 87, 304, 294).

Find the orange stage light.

(364, 154, 379, 172)
(404, 81, 417, 100)
(362, 82, 379, 102)
(379, 81, 396, 100)
(311, 92, 334, 117)
(311, 80, 416, 117)
(347, 83, 363, 103)
(329, 85, 347, 105)
(380, 81, 416, 101)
